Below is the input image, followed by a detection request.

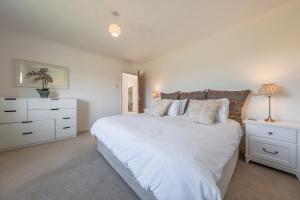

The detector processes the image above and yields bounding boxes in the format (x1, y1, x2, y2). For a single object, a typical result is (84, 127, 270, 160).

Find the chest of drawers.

(0, 97, 77, 152)
(245, 120, 300, 181)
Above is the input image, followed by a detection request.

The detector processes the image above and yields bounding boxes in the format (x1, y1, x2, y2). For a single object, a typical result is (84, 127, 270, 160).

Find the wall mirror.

(15, 58, 69, 89)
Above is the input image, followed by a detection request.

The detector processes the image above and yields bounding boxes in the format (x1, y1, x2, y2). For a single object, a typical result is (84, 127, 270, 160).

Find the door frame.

(121, 72, 139, 115)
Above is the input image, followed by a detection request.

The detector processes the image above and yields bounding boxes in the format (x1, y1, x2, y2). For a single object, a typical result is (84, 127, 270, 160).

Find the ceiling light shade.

(109, 23, 121, 37)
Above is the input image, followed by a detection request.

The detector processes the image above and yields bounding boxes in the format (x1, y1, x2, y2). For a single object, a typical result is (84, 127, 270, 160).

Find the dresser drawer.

(56, 117, 76, 129)
(249, 136, 296, 168)
(0, 120, 55, 149)
(56, 126, 77, 139)
(246, 124, 297, 143)
(0, 97, 27, 111)
(28, 109, 76, 121)
(28, 98, 76, 110)
(0, 110, 27, 124)
(0, 98, 28, 123)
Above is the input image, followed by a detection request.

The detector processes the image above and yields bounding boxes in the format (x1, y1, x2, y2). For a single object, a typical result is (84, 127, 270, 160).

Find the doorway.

(122, 73, 139, 115)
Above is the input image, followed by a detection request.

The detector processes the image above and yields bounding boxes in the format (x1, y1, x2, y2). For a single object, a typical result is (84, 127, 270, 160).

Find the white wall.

(142, 2, 300, 123)
(0, 28, 137, 131)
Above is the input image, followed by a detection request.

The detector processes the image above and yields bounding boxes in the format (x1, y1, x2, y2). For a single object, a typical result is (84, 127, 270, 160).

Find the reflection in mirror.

(122, 73, 138, 115)
(128, 86, 133, 112)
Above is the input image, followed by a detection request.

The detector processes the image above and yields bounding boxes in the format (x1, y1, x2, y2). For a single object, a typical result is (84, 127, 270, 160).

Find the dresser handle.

(50, 108, 60, 111)
(22, 132, 33, 135)
(268, 132, 273, 135)
(4, 98, 16, 100)
(51, 98, 59, 100)
(4, 110, 16, 112)
(22, 121, 33, 123)
(262, 148, 278, 155)
(63, 117, 71, 120)
(63, 127, 71, 129)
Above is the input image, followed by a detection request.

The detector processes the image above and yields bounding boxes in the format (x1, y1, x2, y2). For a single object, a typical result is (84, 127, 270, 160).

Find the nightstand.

(143, 108, 151, 114)
(244, 120, 300, 181)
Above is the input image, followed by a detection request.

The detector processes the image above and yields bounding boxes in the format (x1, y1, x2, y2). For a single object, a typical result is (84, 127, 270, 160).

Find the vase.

(38, 90, 50, 98)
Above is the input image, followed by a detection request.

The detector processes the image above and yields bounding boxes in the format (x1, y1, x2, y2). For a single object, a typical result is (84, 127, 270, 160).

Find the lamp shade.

(257, 83, 282, 96)
(109, 23, 121, 37)
(152, 91, 159, 98)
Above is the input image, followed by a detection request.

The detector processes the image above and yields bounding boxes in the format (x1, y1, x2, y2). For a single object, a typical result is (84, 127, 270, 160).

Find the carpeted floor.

(0, 132, 299, 200)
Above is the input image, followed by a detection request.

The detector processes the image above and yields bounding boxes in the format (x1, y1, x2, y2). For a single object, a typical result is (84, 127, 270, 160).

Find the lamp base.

(264, 117, 276, 123)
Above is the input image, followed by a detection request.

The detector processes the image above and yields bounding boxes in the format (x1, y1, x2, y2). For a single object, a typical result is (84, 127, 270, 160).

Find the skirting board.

(78, 129, 90, 134)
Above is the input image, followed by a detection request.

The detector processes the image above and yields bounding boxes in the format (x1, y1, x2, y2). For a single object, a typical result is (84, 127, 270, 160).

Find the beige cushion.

(207, 89, 251, 123)
(151, 99, 173, 116)
(185, 100, 220, 124)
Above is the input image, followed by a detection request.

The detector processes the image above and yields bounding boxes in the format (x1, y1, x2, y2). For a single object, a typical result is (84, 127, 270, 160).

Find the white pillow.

(184, 100, 220, 125)
(215, 98, 230, 123)
(178, 99, 188, 115)
(151, 99, 173, 116)
(167, 99, 188, 116)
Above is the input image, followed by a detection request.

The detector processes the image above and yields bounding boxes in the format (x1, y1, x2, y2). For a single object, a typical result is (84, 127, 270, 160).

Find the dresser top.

(244, 119, 300, 129)
(0, 97, 76, 99)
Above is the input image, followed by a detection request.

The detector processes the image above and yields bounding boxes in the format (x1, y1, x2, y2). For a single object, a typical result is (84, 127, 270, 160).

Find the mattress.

(91, 114, 243, 200)
(97, 140, 239, 200)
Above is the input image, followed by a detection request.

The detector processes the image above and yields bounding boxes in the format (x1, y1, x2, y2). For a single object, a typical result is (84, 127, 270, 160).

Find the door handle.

(50, 108, 60, 111)
(262, 148, 278, 155)
(62, 117, 71, 120)
(63, 127, 71, 129)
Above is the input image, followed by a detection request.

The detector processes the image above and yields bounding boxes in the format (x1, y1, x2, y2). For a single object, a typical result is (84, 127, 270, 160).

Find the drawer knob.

(22, 132, 33, 135)
(268, 132, 273, 135)
(4, 98, 16, 100)
(22, 121, 33, 124)
(262, 148, 278, 155)
(4, 110, 17, 112)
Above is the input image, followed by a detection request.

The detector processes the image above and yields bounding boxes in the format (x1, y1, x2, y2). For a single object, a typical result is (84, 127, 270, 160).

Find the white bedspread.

(91, 114, 243, 200)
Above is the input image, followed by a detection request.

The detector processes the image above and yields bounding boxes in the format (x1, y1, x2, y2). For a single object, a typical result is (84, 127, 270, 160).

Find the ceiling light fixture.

(109, 11, 121, 38)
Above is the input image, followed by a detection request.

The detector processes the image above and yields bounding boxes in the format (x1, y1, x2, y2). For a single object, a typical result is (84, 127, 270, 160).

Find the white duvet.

(91, 114, 243, 200)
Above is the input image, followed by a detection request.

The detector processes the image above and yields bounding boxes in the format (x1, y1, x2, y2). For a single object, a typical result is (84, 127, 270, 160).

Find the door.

(122, 73, 139, 115)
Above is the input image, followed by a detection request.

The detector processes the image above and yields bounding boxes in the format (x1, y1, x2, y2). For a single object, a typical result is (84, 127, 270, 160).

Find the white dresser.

(0, 97, 77, 152)
(245, 120, 300, 181)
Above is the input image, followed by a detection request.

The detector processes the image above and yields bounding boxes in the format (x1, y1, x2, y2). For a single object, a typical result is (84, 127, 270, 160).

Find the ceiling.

(0, 0, 292, 63)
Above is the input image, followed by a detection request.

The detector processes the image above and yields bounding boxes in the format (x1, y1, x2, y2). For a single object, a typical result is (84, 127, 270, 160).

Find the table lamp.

(152, 91, 159, 99)
(257, 83, 282, 122)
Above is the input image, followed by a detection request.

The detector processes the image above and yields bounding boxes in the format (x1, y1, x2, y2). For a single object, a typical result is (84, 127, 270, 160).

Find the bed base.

(97, 140, 239, 200)
(97, 141, 156, 200)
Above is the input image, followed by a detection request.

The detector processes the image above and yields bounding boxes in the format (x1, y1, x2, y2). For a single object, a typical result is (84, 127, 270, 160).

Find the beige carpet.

(0, 132, 299, 200)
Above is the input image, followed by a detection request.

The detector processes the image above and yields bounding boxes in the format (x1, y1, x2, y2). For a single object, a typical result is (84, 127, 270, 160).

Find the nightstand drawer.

(249, 136, 296, 168)
(247, 124, 297, 143)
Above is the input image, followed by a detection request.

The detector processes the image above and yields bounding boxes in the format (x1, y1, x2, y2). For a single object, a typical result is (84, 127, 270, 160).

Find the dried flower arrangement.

(25, 68, 53, 97)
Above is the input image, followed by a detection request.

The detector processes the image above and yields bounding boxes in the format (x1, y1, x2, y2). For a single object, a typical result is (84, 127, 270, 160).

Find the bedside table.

(244, 120, 300, 181)
(143, 108, 151, 114)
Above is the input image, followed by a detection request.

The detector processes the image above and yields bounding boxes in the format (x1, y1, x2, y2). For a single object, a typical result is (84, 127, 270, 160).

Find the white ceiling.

(0, 0, 292, 63)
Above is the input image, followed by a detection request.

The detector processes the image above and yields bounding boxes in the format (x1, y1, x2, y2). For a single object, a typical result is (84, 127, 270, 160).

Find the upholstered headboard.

(160, 89, 251, 123)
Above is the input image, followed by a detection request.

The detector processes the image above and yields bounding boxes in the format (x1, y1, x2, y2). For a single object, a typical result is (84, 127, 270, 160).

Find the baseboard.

(78, 129, 90, 134)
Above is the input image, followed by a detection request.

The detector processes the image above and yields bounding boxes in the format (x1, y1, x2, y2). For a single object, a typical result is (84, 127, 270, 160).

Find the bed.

(91, 114, 243, 200)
